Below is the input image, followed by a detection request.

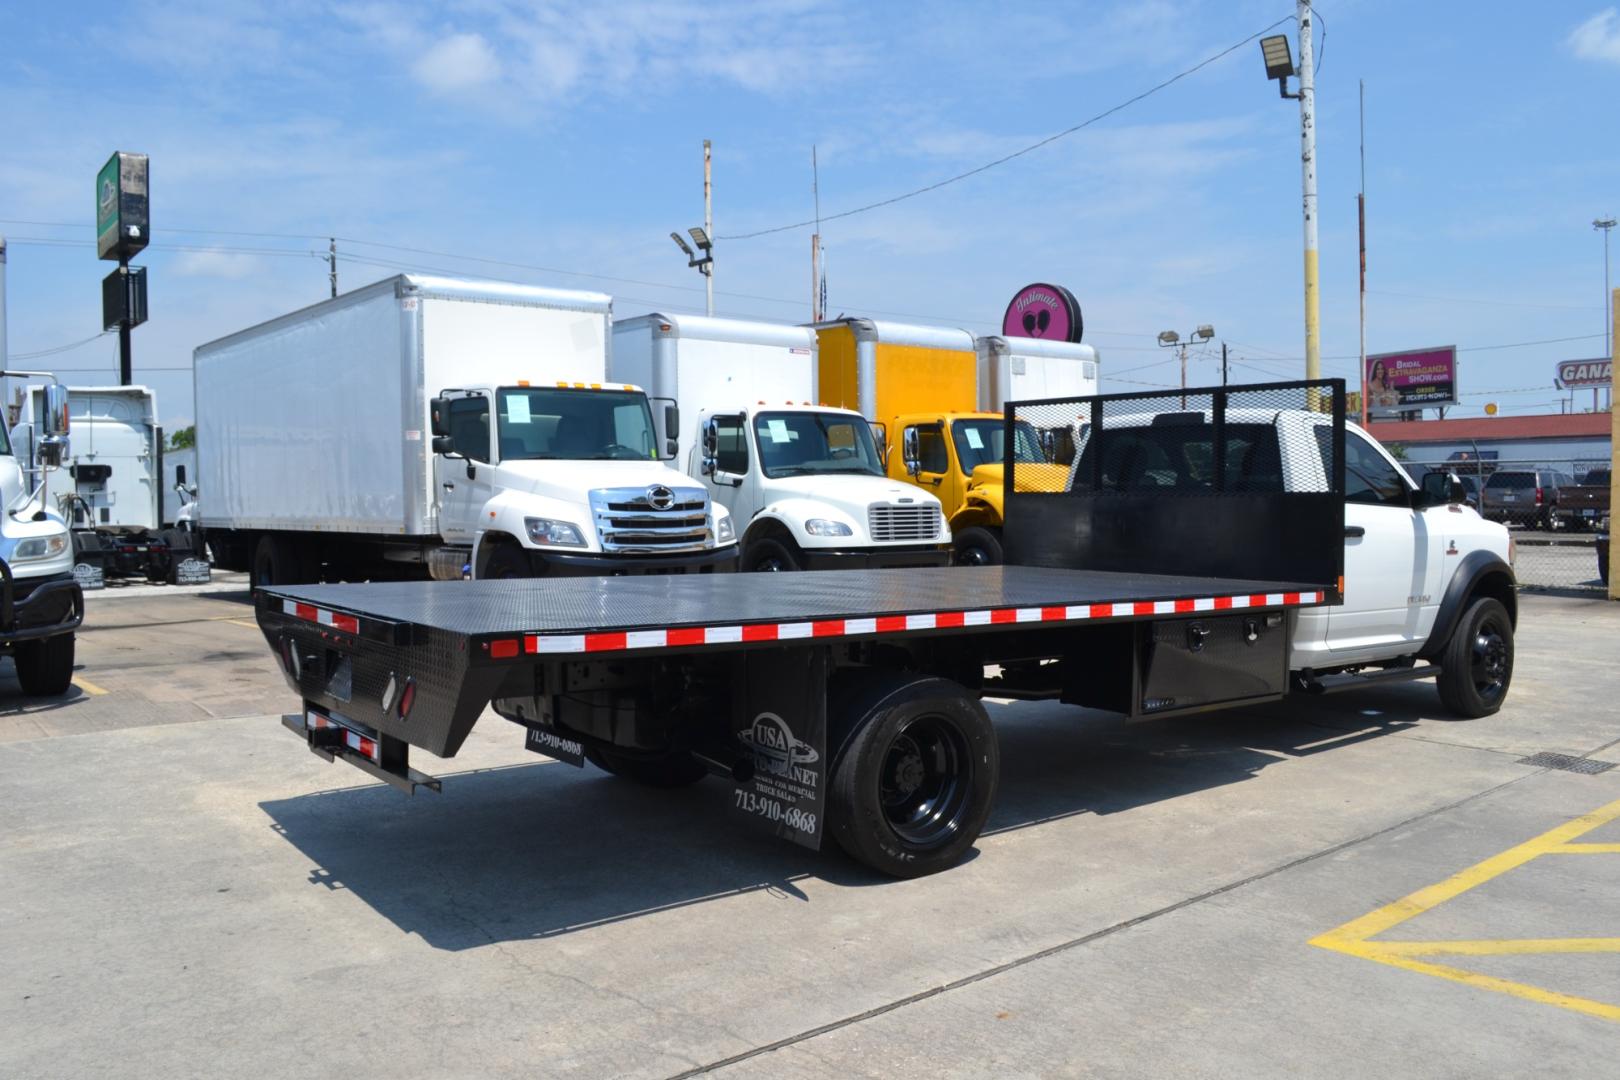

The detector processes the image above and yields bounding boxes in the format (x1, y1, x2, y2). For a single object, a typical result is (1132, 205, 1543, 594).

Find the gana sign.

(1556, 358, 1612, 389)
(1002, 283, 1083, 343)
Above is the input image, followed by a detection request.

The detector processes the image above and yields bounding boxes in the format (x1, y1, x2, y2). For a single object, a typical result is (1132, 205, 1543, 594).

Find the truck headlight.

(716, 514, 735, 542)
(12, 534, 68, 562)
(805, 518, 853, 537)
(524, 517, 587, 547)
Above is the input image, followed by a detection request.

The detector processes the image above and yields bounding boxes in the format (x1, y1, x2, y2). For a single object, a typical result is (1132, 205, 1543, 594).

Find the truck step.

(1297, 664, 1441, 695)
(281, 712, 441, 795)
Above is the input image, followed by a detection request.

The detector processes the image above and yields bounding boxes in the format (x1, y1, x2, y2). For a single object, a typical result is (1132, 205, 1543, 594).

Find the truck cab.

(694, 403, 949, 571)
(0, 377, 84, 695)
(429, 381, 737, 578)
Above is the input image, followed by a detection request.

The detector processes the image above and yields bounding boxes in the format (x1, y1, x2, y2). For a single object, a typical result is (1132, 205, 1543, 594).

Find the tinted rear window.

(1485, 471, 1534, 489)
(1073, 422, 1284, 493)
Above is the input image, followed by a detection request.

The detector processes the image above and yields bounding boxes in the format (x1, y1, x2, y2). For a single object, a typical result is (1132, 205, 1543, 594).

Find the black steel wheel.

(952, 526, 1003, 567)
(1437, 596, 1514, 718)
(742, 537, 800, 572)
(480, 543, 535, 579)
(829, 674, 998, 878)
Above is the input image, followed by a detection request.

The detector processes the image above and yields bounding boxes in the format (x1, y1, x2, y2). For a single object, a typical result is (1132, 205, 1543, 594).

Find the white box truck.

(611, 312, 949, 571)
(976, 335, 1100, 465)
(194, 275, 737, 586)
(17, 384, 209, 586)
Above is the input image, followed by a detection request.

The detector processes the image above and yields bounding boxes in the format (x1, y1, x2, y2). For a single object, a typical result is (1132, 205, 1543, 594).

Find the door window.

(446, 395, 490, 462)
(1319, 428, 1409, 507)
(713, 415, 748, 475)
(910, 423, 949, 474)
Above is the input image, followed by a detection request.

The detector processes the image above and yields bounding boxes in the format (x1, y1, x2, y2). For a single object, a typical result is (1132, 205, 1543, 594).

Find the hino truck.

(194, 275, 737, 587)
(0, 375, 84, 696)
(611, 313, 950, 572)
(16, 384, 209, 587)
(253, 380, 1518, 879)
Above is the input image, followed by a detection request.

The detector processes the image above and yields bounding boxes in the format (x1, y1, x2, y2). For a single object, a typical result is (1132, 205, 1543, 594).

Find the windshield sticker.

(507, 395, 531, 424)
(766, 419, 792, 443)
(964, 427, 984, 449)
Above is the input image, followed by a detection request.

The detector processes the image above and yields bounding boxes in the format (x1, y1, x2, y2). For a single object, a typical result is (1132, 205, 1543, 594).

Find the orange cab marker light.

(517, 379, 530, 387)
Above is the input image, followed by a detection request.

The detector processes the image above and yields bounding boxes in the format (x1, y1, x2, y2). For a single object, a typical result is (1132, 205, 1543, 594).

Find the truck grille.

(590, 487, 713, 553)
(868, 503, 941, 543)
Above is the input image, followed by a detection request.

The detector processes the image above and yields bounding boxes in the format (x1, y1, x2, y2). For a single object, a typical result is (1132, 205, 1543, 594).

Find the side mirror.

(1420, 471, 1464, 506)
(700, 417, 718, 477)
(901, 427, 921, 478)
(664, 404, 680, 457)
(39, 437, 69, 468)
(869, 421, 888, 464)
(43, 384, 70, 438)
(432, 435, 456, 456)
(429, 397, 452, 438)
(175, 464, 187, 486)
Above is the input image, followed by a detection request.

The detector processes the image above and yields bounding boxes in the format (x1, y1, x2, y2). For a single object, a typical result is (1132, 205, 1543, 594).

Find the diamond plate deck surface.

(265, 566, 1326, 638)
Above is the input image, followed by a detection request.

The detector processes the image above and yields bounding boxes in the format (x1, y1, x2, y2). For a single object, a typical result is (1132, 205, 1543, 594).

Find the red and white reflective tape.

(283, 599, 360, 635)
(523, 590, 1326, 656)
(306, 711, 379, 763)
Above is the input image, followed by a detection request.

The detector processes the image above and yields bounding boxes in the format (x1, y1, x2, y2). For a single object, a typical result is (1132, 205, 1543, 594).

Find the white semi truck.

(193, 275, 737, 586)
(17, 384, 208, 587)
(611, 312, 950, 571)
(0, 375, 83, 695)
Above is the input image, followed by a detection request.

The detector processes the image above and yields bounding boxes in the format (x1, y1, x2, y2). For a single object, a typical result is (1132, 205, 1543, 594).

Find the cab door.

(1326, 428, 1446, 653)
(903, 420, 962, 515)
(699, 413, 753, 522)
(434, 392, 493, 541)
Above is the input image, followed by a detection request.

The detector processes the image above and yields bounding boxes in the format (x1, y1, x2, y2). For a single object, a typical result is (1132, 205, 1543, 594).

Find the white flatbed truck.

(254, 381, 1518, 877)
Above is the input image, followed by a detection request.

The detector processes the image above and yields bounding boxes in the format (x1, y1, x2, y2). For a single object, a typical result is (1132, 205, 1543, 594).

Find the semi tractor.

(0, 375, 84, 695)
(193, 275, 737, 586)
(16, 384, 208, 587)
(253, 379, 1518, 879)
(611, 313, 950, 571)
(816, 319, 1098, 565)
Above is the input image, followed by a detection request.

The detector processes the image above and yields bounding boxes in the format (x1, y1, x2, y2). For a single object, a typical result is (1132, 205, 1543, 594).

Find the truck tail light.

(398, 678, 417, 719)
(1535, 487, 1544, 505)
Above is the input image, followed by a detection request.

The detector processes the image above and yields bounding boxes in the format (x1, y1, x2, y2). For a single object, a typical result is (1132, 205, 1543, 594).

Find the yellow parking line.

(1311, 795, 1620, 1023)
(227, 619, 260, 629)
(71, 675, 109, 696)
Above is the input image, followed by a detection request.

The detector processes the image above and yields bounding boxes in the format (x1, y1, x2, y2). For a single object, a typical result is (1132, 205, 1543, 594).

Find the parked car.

(1480, 468, 1576, 529)
(1554, 468, 1611, 531)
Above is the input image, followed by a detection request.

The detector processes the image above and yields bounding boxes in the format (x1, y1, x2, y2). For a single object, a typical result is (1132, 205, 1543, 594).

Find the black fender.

(1418, 550, 1517, 660)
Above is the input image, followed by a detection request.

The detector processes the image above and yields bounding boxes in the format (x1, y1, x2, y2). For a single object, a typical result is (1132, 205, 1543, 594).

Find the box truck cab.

(194, 275, 736, 586)
(0, 376, 84, 695)
(612, 313, 949, 571)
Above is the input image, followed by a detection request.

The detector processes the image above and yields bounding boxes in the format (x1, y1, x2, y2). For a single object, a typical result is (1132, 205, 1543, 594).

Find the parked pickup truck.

(253, 380, 1517, 878)
(1553, 468, 1610, 531)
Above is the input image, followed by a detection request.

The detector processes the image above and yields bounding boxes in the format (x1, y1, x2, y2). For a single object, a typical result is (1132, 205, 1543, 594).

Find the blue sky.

(2, 0, 1617, 429)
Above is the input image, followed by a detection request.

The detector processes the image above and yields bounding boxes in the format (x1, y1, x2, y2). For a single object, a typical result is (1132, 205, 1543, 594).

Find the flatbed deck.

(263, 565, 1329, 657)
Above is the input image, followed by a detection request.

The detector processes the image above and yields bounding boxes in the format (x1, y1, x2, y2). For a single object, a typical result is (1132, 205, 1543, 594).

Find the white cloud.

(1569, 8, 1620, 62)
(411, 32, 501, 94)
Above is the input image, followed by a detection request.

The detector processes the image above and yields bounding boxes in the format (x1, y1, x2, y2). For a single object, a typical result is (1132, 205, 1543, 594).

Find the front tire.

(16, 633, 75, 697)
(481, 543, 537, 579)
(952, 526, 1003, 567)
(829, 675, 999, 878)
(743, 537, 801, 572)
(1437, 596, 1514, 718)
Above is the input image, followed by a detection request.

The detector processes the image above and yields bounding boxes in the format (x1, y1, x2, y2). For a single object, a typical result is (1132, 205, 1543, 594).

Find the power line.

(9, 332, 114, 360)
(718, 14, 1295, 240)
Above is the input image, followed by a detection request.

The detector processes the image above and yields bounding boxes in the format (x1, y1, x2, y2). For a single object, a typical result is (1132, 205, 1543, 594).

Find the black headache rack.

(255, 379, 1345, 811)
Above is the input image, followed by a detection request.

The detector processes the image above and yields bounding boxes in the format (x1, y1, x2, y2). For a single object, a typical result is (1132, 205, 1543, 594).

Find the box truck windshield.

(495, 387, 658, 462)
(752, 411, 884, 478)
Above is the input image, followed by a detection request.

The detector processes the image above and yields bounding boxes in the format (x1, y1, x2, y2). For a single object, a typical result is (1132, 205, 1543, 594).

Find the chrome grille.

(590, 487, 713, 553)
(868, 503, 941, 542)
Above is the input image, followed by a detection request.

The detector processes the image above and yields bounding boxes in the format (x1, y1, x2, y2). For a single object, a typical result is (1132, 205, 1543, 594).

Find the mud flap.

(731, 647, 827, 851)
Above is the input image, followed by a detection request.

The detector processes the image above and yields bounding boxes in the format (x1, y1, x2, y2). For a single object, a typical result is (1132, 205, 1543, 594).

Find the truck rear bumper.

(534, 545, 739, 577)
(800, 545, 951, 570)
(0, 570, 85, 645)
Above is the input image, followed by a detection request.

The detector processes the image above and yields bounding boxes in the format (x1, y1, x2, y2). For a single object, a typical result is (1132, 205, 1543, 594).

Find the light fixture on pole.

(670, 227, 714, 314)
(1260, 5, 1321, 402)
(1158, 324, 1215, 406)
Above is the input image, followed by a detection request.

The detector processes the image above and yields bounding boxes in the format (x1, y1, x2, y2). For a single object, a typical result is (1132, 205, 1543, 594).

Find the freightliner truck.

(254, 380, 1518, 877)
(611, 312, 950, 572)
(194, 275, 737, 586)
(0, 375, 85, 695)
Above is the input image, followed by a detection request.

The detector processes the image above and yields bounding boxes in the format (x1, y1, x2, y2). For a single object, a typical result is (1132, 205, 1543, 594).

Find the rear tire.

(952, 526, 1003, 567)
(1437, 597, 1514, 718)
(16, 633, 75, 697)
(829, 675, 998, 878)
(743, 537, 801, 572)
(252, 534, 316, 590)
(584, 746, 707, 788)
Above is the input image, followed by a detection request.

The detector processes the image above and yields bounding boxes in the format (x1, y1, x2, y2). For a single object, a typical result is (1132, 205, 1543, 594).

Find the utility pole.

(1298, 1, 1321, 396)
(0, 235, 8, 414)
(703, 139, 714, 316)
(1597, 217, 1615, 413)
(1358, 79, 1369, 428)
(811, 145, 823, 323)
(329, 237, 338, 299)
(1221, 341, 1229, 386)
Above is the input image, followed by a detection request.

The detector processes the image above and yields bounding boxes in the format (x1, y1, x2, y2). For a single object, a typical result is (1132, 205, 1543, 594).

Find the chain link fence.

(1401, 455, 1612, 593)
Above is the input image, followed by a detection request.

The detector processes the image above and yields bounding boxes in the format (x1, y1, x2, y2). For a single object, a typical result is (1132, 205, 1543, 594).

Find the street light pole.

(1297, 1, 1321, 393)
(1598, 218, 1615, 410)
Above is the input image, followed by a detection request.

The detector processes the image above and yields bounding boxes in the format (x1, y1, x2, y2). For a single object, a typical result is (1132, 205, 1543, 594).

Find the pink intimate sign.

(1002, 283, 1083, 343)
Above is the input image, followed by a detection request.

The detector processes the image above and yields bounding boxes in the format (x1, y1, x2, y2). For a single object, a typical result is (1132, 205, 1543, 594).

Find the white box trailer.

(612, 312, 948, 571)
(975, 335, 1099, 411)
(195, 275, 735, 586)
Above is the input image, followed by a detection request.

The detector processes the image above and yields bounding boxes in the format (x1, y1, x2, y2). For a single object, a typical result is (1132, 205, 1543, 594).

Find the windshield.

(950, 419, 1043, 475)
(495, 387, 657, 462)
(753, 411, 884, 478)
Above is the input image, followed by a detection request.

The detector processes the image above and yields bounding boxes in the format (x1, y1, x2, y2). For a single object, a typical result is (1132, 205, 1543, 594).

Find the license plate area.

(306, 707, 381, 764)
